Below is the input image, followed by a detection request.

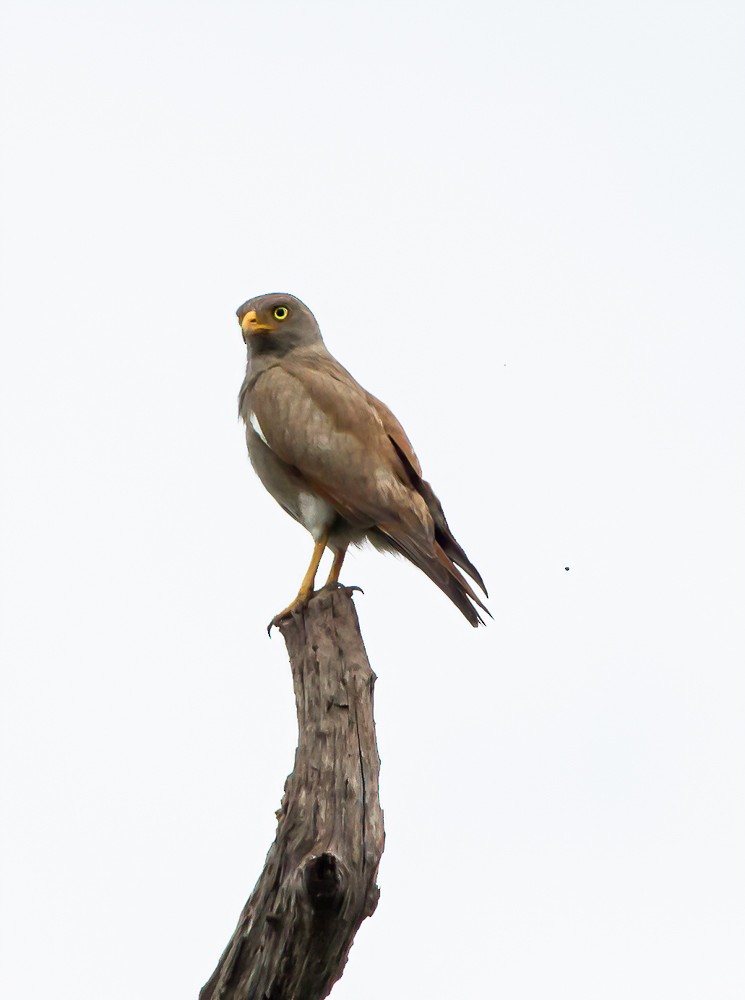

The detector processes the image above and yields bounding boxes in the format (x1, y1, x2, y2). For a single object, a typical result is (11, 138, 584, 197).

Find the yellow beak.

(241, 309, 273, 335)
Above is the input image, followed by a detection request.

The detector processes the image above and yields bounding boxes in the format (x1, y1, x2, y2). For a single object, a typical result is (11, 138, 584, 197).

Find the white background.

(1, 2, 743, 997)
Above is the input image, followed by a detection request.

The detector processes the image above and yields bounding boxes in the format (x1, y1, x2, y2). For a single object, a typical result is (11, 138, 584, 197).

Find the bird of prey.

(236, 292, 489, 627)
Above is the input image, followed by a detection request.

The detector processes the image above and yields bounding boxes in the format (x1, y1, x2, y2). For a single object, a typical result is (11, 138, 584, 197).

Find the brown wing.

(274, 350, 424, 475)
(364, 382, 487, 597)
(248, 358, 431, 538)
(249, 351, 489, 624)
(364, 391, 423, 477)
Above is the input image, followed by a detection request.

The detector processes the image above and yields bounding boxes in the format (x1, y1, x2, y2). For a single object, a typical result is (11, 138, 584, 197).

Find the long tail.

(415, 479, 488, 597)
(380, 437, 489, 625)
(371, 527, 490, 627)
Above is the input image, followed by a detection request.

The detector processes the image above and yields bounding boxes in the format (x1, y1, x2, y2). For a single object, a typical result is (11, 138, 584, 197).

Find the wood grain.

(199, 587, 384, 1000)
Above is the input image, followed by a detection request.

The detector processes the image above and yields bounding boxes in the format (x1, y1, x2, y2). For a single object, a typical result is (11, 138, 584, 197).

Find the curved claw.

(266, 584, 365, 634)
(267, 596, 310, 636)
(320, 582, 364, 596)
(267, 609, 296, 637)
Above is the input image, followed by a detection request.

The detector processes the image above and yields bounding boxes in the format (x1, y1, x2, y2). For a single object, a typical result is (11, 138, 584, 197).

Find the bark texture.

(200, 586, 384, 1000)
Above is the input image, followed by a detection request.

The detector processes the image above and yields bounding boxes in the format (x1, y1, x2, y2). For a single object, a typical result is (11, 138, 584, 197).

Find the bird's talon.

(267, 593, 314, 635)
(320, 582, 364, 597)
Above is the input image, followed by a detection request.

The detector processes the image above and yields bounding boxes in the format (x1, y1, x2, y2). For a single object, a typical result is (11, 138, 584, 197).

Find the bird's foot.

(320, 581, 364, 596)
(266, 585, 365, 634)
(267, 590, 314, 635)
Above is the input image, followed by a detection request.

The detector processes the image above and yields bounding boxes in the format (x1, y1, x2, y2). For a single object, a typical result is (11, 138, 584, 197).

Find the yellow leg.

(296, 534, 328, 601)
(271, 532, 329, 627)
(324, 546, 347, 587)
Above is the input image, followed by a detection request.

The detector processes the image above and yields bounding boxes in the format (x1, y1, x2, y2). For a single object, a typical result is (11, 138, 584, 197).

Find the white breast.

(298, 491, 336, 541)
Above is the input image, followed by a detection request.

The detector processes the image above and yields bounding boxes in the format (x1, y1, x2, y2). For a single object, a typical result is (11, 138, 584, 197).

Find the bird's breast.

(244, 413, 338, 542)
(297, 491, 337, 541)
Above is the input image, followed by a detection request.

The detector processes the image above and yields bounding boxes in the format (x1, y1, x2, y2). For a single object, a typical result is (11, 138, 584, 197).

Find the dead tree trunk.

(200, 586, 385, 1000)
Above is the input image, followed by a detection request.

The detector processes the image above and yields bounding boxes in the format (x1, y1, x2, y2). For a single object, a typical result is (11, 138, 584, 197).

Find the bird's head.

(236, 293, 322, 353)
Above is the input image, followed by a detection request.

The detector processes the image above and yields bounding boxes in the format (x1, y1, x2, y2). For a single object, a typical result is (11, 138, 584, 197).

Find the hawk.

(237, 293, 489, 627)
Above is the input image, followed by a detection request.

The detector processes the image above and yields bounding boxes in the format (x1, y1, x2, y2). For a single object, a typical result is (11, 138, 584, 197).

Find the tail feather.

(371, 528, 490, 628)
(424, 487, 488, 597)
(387, 435, 488, 597)
(432, 541, 491, 617)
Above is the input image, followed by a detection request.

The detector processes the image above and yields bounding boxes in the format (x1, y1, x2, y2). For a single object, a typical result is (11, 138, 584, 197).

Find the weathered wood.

(200, 586, 385, 1000)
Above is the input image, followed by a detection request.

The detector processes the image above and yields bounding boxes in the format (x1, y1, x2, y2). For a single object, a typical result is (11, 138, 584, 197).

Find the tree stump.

(200, 586, 385, 1000)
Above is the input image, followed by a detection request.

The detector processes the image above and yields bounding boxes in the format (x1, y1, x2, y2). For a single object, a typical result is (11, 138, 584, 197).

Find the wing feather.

(244, 349, 489, 624)
(248, 360, 427, 533)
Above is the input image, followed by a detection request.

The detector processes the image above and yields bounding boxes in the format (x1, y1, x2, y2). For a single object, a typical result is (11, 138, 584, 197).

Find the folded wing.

(249, 354, 489, 625)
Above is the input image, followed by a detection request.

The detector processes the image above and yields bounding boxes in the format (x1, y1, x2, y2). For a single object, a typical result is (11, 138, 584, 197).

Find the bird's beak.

(240, 310, 273, 336)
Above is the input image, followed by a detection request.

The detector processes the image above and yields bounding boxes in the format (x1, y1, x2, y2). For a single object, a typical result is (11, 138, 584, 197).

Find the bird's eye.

(274, 306, 289, 321)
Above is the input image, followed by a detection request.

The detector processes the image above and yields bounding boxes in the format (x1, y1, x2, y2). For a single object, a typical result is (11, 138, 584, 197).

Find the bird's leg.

(295, 534, 328, 601)
(270, 531, 329, 628)
(321, 546, 364, 596)
(324, 546, 347, 587)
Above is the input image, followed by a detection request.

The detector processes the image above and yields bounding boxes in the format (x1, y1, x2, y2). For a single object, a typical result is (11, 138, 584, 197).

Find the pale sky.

(1, 2, 744, 998)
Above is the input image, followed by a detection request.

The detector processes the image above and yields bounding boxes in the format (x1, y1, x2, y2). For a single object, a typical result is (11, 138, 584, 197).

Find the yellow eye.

(273, 306, 289, 321)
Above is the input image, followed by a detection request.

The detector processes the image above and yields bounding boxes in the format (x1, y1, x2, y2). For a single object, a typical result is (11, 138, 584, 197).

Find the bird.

(236, 292, 489, 628)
